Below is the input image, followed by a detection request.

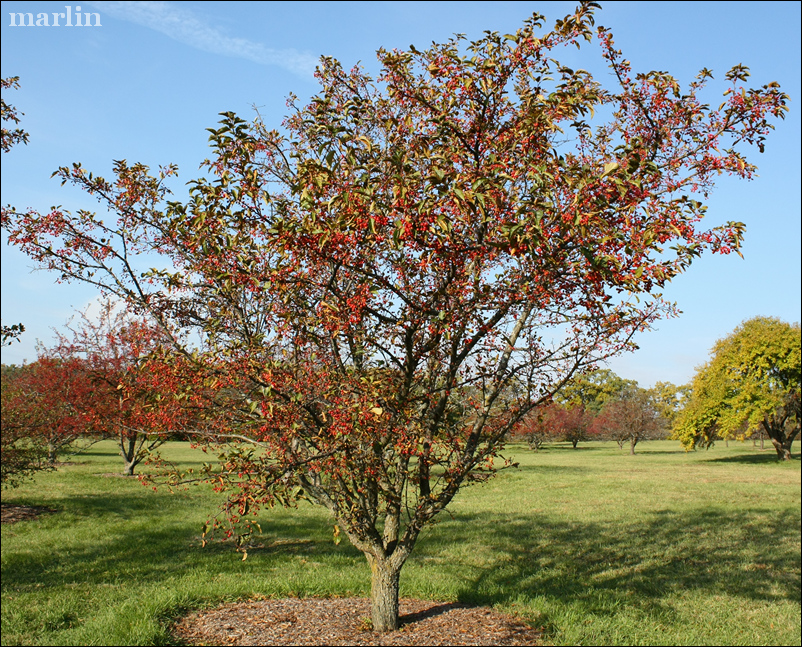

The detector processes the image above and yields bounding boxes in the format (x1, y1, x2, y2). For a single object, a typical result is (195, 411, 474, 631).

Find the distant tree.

(1, 282, 44, 489)
(551, 403, 594, 448)
(649, 380, 690, 429)
(2, 303, 189, 481)
(1, 367, 51, 488)
(2, 355, 97, 464)
(673, 317, 800, 460)
(591, 386, 664, 454)
(512, 403, 556, 450)
(0, 5, 789, 632)
(50, 301, 190, 475)
(559, 368, 638, 413)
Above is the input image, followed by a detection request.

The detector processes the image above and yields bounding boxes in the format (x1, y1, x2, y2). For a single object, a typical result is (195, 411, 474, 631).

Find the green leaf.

(601, 162, 619, 178)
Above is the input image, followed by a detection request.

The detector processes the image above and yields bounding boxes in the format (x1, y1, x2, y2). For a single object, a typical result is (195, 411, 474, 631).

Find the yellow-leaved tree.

(674, 317, 801, 460)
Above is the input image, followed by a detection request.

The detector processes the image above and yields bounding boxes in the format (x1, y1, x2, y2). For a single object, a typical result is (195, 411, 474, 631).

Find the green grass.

(2, 440, 799, 646)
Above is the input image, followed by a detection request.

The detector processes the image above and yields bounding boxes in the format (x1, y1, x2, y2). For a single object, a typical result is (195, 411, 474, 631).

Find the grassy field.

(1, 439, 799, 646)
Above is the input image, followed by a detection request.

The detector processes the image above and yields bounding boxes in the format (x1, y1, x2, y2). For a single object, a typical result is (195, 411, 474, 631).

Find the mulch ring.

(171, 596, 543, 646)
(1, 503, 58, 524)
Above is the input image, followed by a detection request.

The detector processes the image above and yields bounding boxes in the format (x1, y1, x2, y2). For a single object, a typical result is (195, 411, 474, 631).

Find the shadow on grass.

(627, 449, 689, 456)
(415, 506, 800, 620)
(3, 483, 799, 639)
(534, 444, 606, 453)
(0, 490, 358, 595)
(511, 444, 690, 457)
(702, 452, 799, 464)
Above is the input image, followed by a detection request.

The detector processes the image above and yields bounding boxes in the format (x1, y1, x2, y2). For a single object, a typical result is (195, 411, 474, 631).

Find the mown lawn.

(1, 440, 799, 646)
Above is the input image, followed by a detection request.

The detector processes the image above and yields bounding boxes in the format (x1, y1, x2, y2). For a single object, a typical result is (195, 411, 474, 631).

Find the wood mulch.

(171, 597, 542, 645)
(0, 503, 58, 524)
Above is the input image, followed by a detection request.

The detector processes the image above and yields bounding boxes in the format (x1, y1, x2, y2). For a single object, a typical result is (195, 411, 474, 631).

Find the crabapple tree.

(513, 401, 593, 449)
(590, 385, 664, 453)
(1, 364, 51, 488)
(1, 3, 788, 631)
(2, 354, 97, 465)
(49, 301, 191, 476)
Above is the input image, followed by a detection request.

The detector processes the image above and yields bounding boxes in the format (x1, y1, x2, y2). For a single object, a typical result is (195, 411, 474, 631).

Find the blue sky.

(2, 1, 800, 387)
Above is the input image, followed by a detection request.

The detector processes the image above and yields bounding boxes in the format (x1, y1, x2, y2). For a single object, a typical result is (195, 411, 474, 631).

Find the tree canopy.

(0, 3, 789, 631)
(674, 317, 800, 460)
(557, 368, 638, 413)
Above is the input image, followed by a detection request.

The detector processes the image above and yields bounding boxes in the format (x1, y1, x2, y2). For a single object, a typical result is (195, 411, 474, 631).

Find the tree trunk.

(764, 421, 795, 461)
(120, 436, 137, 475)
(571, 439, 578, 449)
(629, 437, 636, 455)
(770, 437, 792, 461)
(366, 553, 402, 632)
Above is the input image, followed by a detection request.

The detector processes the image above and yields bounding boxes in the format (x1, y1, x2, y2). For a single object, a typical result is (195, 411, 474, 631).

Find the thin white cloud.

(90, 1, 318, 77)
